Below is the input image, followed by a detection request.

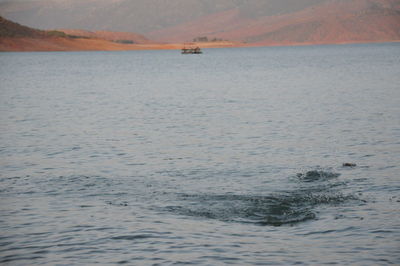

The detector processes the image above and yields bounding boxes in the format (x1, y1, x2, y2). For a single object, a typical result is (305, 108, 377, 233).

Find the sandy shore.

(0, 37, 245, 52)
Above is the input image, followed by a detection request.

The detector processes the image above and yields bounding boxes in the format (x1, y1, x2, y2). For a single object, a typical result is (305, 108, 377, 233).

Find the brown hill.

(147, 0, 400, 45)
(0, 16, 152, 51)
(0, 15, 46, 38)
(0, 17, 240, 51)
(246, 0, 400, 45)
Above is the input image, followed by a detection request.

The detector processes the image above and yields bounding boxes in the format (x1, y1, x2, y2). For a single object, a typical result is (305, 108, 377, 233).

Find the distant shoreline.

(0, 37, 244, 52)
(0, 37, 399, 52)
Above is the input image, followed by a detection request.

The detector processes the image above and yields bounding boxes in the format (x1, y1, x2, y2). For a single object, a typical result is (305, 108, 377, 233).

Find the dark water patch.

(111, 234, 155, 241)
(46, 151, 64, 156)
(32, 249, 50, 254)
(0, 255, 45, 264)
(106, 200, 128, 207)
(71, 225, 95, 230)
(28, 232, 51, 236)
(79, 204, 94, 208)
(0, 244, 53, 253)
(362, 154, 375, 158)
(301, 229, 337, 236)
(377, 165, 397, 170)
(371, 229, 395, 234)
(296, 170, 340, 182)
(84, 226, 116, 232)
(0, 176, 22, 182)
(199, 255, 240, 262)
(302, 226, 358, 236)
(166, 190, 356, 226)
(0, 241, 13, 247)
(342, 163, 357, 168)
(164, 169, 359, 226)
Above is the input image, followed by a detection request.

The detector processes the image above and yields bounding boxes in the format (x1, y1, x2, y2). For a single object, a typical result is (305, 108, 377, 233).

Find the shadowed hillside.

(59, 29, 153, 44)
(0, 16, 46, 38)
(0, 17, 152, 51)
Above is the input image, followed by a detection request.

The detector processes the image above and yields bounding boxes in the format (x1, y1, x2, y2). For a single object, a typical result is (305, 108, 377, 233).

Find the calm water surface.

(1, 43, 400, 265)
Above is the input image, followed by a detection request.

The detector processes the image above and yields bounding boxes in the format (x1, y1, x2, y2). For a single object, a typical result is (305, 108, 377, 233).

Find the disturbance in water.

(296, 170, 341, 182)
(165, 169, 358, 226)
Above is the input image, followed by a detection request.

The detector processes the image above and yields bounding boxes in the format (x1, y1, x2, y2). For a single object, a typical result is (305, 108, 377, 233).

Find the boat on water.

(181, 44, 202, 54)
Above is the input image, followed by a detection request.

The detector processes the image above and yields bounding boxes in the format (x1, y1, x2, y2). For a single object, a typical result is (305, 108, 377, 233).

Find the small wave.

(0, 255, 45, 264)
(111, 234, 154, 240)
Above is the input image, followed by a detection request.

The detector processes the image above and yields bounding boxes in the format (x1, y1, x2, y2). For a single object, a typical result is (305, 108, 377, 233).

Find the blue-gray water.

(1, 43, 399, 265)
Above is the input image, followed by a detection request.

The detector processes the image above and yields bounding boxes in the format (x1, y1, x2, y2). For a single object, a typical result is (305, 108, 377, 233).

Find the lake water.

(0, 43, 399, 265)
